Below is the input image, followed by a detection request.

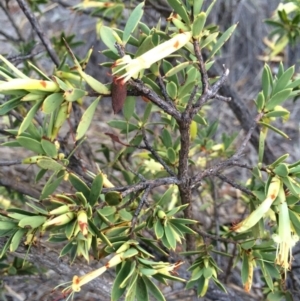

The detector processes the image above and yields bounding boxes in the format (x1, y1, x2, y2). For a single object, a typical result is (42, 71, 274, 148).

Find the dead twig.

(16, 0, 60, 67)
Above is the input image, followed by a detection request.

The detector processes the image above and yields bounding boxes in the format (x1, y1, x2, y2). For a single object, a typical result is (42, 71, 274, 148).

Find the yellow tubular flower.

(231, 177, 281, 233)
(273, 200, 299, 278)
(112, 31, 192, 83)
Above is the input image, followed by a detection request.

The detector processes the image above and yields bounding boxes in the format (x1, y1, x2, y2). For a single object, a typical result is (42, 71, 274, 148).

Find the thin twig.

(0, 29, 20, 42)
(7, 49, 45, 63)
(131, 186, 151, 233)
(193, 113, 264, 183)
(129, 78, 181, 121)
(210, 177, 221, 265)
(0, 2, 24, 41)
(195, 228, 238, 245)
(214, 94, 231, 102)
(117, 190, 143, 210)
(192, 66, 230, 115)
(119, 158, 147, 182)
(0, 160, 22, 166)
(216, 174, 255, 197)
(231, 161, 269, 173)
(232, 112, 264, 160)
(0, 172, 40, 199)
(193, 38, 209, 95)
(185, 84, 199, 113)
(157, 75, 176, 108)
(141, 127, 176, 177)
(16, 0, 60, 67)
(109, 176, 181, 197)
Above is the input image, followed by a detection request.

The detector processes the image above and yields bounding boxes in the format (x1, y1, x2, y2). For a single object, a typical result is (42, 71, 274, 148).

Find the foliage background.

(1, 0, 300, 300)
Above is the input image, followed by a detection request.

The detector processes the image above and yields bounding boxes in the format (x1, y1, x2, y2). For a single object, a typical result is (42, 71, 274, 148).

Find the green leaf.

(69, 173, 90, 198)
(99, 26, 119, 54)
(51, 102, 68, 139)
(165, 61, 190, 78)
(206, 120, 218, 138)
(64, 88, 87, 102)
(286, 77, 300, 89)
(258, 121, 289, 139)
(289, 210, 300, 235)
(142, 102, 152, 124)
(267, 292, 286, 301)
(157, 186, 175, 206)
(167, 147, 176, 164)
(166, 81, 177, 100)
(75, 191, 87, 206)
(60, 240, 74, 257)
(161, 128, 173, 148)
(88, 173, 103, 206)
(203, 267, 213, 279)
(192, 12, 206, 39)
(119, 208, 132, 221)
(241, 252, 249, 285)
(166, 204, 189, 217)
(200, 32, 218, 49)
(193, 113, 207, 126)
(120, 260, 137, 288)
(123, 2, 145, 45)
(282, 177, 300, 197)
(207, 24, 237, 60)
(264, 109, 290, 119)
(76, 96, 100, 140)
(105, 191, 122, 206)
(265, 88, 292, 110)
(41, 139, 58, 158)
(167, 0, 190, 25)
(273, 65, 294, 95)
(136, 276, 148, 301)
(193, 0, 203, 17)
(10, 228, 26, 252)
(18, 99, 43, 135)
(170, 222, 196, 235)
(18, 215, 47, 228)
(258, 129, 266, 164)
(112, 261, 132, 301)
(0, 235, 13, 258)
(35, 169, 47, 183)
(26, 202, 48, 215)
(164, 224, 176, 250)
(108, 120, 139, 132)
(205, 0, 217, 17)
(125, 272, 138, 301)
(255, 91, 265, 112)
(274, 163, 289, 177)
(65, 219, 76, 239)
(40, 174, 64, 199)
(17, 136, 44, 154)
(123, 96, 136, 121)
(42, 93, 64, 113)
(0, 95, 22, 115)
(36, 157, 64, 172)
(262, 64, 271, 100)
(142, 275, 166, 301)
(154, 219, 164, 239)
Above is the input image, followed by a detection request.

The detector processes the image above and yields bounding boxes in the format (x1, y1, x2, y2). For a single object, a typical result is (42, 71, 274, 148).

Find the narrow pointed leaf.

(123, 2, 145, 44)
(76, 97, 100, 140)
(207, 24, 237, 60)
(18, 100, 43, 135)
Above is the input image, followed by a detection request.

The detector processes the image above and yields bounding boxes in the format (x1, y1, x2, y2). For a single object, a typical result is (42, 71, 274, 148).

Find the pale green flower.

(273, 200, 299, 277)
(231, 177, 281, 233)
(112, 31, 192, 83)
